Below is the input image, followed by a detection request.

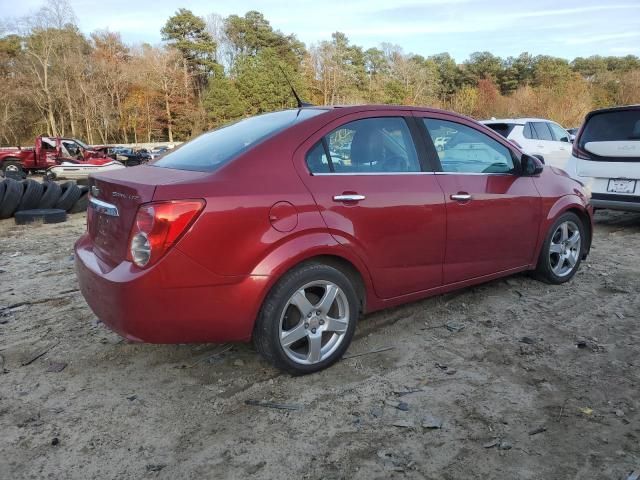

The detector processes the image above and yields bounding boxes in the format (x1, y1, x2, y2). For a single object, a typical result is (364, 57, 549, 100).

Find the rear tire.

(1, 160, 24, 178)
(534, 212, 585, 284)
(253, 263, 359, 375)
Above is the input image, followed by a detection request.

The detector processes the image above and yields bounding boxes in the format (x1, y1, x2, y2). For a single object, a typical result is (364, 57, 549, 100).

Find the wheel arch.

(251, 238, 375, 319)
(535, 194, 593, 262)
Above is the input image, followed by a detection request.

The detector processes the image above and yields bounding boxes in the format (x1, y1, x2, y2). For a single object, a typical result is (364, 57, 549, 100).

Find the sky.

(2, 0, 640, 61)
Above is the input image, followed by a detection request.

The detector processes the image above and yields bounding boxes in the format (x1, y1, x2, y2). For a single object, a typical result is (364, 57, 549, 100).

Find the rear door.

(417, 114, 541, 284)
(530, 122, 557, 164)
(294, 112, 446, 299)
(547, 122, 572, 168)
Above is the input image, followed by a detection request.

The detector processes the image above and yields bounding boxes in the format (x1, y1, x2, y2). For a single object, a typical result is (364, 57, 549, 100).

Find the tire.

(533, 212, 585, 284)
(38, 181, 63, 209)
(14, 208, 67, 225)
(69, 189, 89, 213)
(253, 263, 359, 375)
(0, 180, 5, 204)
(0, 178, 23, 219)
(1, 159, 24, 178)
(54, 181, 81, 211)
(16, 179, 44, 212)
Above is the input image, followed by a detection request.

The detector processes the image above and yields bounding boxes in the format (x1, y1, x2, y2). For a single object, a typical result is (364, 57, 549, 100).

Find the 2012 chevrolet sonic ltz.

(75, 105, 593, 374)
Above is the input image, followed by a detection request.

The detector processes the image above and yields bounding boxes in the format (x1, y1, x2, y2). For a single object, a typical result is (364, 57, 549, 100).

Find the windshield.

(580, 109, 640, 145)
(74, 139, 89, 149)
(154, 109, 326, 172)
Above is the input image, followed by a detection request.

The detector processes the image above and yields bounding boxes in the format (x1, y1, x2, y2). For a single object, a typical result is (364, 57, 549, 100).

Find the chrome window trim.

(434, 171, 516, 176)
(311, 171, 436, 176)
(89, 196, 119, 217)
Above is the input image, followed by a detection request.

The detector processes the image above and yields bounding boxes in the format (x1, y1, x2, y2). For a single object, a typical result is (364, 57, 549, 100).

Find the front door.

(418, 115, 542, 284)
(295, 113, 447, 299)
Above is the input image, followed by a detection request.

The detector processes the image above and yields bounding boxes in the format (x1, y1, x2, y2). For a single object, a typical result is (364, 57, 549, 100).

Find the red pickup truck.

(0, 136, 109, 175)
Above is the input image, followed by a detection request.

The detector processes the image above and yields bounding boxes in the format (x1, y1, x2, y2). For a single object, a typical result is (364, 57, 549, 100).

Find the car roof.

(480, 117, 556, 125)
(586, 104, 640, 116)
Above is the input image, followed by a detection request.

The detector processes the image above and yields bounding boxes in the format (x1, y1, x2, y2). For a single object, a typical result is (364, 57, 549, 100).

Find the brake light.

(572, 142, 591, 160)
(127, 200, 205, 268)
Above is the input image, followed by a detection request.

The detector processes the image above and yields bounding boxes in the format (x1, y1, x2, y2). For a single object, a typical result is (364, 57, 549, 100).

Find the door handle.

(333, 194, 366, 202)
(450, 193, 472, 202)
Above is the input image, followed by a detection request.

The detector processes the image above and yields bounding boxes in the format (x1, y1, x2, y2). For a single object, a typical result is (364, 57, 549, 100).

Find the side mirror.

(521, 154, 544, 176)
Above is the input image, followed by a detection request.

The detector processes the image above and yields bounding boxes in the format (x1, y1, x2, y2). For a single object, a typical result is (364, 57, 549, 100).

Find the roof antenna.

(278, 65, 313, 108)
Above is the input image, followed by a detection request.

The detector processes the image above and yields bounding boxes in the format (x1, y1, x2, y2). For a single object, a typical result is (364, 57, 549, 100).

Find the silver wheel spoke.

(290, 290, 314, 317)
(317, 284, 339, 315)
(568, 231, 581, 249)
(324, 316, 348, 334)
(560, 222, 569, 241)
(281, 323, 308, 347)
(549, 243, 563, 254)
(307, 334, 322, 363)
(566, 250, 578, 267)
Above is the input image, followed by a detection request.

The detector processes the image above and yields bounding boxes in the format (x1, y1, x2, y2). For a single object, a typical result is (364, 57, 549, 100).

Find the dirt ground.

(0, 210, 639, 480)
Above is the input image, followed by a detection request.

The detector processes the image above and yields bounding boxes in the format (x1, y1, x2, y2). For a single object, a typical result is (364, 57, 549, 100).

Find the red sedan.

(75, 105, 593, 374)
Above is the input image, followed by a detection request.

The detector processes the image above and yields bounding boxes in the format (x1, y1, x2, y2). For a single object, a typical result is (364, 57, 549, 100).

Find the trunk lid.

(88, 165, 209, 266)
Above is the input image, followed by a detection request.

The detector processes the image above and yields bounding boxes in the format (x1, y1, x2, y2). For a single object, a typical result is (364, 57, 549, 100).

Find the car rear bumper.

(591, 193, 640, 212)
(75, 234, 268, 343)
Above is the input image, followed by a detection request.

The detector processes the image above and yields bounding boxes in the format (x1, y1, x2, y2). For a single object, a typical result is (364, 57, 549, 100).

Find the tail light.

(127, 200, 205, 268)
(572, 142, 592, 160)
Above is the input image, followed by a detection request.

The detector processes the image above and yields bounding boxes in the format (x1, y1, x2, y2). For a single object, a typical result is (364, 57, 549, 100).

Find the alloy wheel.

(549, 220, 581, 277)
(279, 280, 350, 365)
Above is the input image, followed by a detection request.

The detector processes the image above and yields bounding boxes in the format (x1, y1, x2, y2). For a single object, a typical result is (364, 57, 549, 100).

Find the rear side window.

(580, 109, 640, 144)
(306, 142, 331, 173)
(523, 122, 534, 139)
(484, 123, 516, 138)
(423, 118, 515, 174)
(155, 109, 325, 172)
(532, 122, 553, 141)
(307, 117, 420, 174)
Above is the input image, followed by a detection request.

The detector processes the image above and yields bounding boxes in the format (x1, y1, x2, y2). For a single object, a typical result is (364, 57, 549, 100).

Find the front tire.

(253, 263, 359, 375)
(534, 212, 585, 284)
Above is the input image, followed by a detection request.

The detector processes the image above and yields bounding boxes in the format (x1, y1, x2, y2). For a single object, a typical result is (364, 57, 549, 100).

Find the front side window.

(307, 117, 420, 174)
(548, 123, 570, 142)
(532, 122, 553, 141)
(423, 118, 515, 174)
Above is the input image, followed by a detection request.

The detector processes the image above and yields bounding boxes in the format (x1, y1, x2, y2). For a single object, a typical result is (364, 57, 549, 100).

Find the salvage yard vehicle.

(566, 105, 640, 212)
(481, 118, 573, 169)
(0, 136, 116, 177)
(75, 105, 593, 374)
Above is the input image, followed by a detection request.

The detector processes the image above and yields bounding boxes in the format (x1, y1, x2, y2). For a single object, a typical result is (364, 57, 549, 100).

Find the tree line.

(1, 0, 639, 147)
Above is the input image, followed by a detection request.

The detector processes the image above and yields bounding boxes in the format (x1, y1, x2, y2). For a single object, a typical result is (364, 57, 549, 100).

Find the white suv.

(481, 118, 572, 169)
(566, 105, 640, 212)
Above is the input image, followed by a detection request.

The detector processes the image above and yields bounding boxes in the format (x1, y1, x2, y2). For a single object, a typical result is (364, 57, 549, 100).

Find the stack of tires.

(0, 178, 89, 224)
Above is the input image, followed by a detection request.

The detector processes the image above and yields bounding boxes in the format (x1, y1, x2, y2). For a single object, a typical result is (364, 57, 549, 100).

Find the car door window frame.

(414, 113, 522, 176)
(532, 122, 553, 141)
(304, 115, 433, 175)
(547, 122, 570, 143)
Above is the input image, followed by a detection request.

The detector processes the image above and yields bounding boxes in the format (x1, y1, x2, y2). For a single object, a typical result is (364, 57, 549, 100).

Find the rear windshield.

(484, 123, 516, 138)
(580, 109, 640, 145)
(154, 109, 326, 172)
